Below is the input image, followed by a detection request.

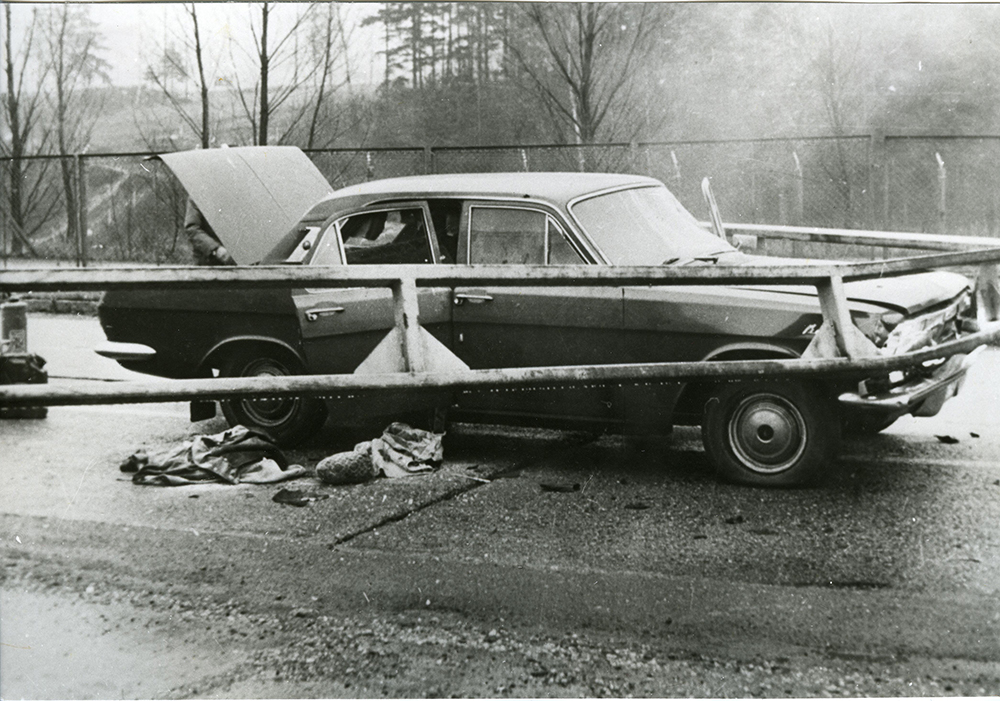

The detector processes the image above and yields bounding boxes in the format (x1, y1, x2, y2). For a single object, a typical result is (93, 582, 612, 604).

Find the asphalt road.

(2, 313, 1000, 698)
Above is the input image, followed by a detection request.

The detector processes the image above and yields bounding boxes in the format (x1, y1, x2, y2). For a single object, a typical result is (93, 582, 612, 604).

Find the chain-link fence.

(3, 135, 999, 265)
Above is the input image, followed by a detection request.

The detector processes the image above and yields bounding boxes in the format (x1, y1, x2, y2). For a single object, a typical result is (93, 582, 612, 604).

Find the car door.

(292, 202, 452, 376)
(451, 202, 624, 424)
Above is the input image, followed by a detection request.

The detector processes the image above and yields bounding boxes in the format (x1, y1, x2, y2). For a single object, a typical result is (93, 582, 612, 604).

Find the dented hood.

(735, 271, 970, 315)
(158, 146, 333, 264)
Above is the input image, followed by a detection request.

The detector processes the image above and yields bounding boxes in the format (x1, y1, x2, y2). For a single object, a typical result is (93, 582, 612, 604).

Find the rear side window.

(310, 206, 434, 266)
(469, 207, 583, 265)
(339, 208, 433, 265)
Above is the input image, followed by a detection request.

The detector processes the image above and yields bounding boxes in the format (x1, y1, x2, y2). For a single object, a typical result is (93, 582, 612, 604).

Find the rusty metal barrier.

(3, 244, 1000, 408)
(721, 222, 1000, 252)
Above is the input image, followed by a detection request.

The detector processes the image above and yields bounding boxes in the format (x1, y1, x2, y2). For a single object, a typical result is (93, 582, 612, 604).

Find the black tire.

(702, 380, 840, 487)
(219, 346, 327, 447)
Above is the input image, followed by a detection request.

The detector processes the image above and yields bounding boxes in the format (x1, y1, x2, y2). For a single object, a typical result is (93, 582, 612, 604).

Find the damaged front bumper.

(838, 345, 985, 419)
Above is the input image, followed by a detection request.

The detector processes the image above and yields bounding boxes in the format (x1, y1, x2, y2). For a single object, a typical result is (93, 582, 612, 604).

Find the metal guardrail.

(2, 246, 1000, 291)
(1, 327, 997, 408)
(3, 243, 1000, 408)
(723, 222, 1000, 252)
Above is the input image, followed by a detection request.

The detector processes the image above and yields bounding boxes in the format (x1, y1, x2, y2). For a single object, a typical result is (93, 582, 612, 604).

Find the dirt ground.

(3, 315, 1000, 698)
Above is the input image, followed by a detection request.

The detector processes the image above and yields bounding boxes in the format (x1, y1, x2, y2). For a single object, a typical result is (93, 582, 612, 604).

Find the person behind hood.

(185, 198, 236, 266)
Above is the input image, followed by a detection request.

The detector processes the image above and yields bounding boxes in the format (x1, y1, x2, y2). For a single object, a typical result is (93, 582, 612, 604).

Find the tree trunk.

(189, 4, 210, 149)
(258, 2, 270, 145)
(3, 5, 24, 254)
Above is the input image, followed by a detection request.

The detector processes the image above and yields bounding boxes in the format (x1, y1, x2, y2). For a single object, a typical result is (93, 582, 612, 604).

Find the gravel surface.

(4, 314, 1000, 698)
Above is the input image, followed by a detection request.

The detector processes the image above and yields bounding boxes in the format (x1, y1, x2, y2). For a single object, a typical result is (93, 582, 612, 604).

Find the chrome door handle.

(454, 293, 493, 305)
(305, 306, 345, 322)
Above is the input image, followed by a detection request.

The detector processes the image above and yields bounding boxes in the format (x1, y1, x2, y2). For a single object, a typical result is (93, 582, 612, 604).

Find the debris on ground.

(120, 425, 305, 486)
(539, 481, 580, 493)
(315, 445, 375, 485)
(316, 423, 444, 486)
(272, 488, 330, 507)
(935, 435, 960, 444)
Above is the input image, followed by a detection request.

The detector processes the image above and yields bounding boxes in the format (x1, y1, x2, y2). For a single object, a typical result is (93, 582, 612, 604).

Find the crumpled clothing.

(368, 422, 444, 478)
(120, 425, 305, 486)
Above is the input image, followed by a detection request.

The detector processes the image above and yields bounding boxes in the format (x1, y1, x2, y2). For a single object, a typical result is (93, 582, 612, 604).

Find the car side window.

(469, 206, 583, 265)
(308, 223, 343, 266)
(335, 207, 433, 265)
(547, 219, 584, 265)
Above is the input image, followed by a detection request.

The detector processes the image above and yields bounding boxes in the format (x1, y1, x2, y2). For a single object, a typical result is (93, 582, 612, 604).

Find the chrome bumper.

(94, 341, 157, 362)
(838, 345, 984, 418)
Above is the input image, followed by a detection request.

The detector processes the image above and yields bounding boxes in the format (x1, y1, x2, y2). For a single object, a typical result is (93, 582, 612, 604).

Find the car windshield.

(570, 185, 736, 265)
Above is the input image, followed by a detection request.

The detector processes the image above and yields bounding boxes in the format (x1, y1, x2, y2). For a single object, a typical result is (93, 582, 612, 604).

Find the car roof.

(320, 171, 662, 210)
(267, 170, 667, 263)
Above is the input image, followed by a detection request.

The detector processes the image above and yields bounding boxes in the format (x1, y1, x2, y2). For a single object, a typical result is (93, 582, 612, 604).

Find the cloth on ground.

(371, 422, 443, 478)
(120, 425, 306, 486)
(314, 422, 444, 485)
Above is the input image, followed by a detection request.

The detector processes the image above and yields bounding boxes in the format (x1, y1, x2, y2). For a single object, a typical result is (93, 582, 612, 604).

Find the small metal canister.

(1, 299, 28, 355)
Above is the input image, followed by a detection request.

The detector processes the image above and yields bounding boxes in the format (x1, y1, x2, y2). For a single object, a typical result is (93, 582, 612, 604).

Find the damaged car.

(97, 146, 986, 486)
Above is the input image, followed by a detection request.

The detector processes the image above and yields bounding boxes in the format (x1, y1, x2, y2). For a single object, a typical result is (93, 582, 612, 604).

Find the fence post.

(424, 146, 434, 175)
(868, 130, 887, 231)
(365, 152, 375, 181)
(936, 152, 947, 234)
(75, 155, 88, 268)
(792, 151, 804, 224)
(1, 194, 7, 267)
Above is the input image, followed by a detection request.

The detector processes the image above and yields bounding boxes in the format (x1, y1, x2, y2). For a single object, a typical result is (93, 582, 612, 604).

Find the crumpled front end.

(840, 283, 984, 420)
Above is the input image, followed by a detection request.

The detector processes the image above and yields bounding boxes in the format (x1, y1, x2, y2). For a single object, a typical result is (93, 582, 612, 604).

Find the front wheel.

(701, 381, 840, 487)
(219, 347, 327, 446)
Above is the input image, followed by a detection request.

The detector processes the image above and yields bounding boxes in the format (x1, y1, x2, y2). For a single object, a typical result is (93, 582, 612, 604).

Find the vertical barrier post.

(391, 276, 426, 373)
(815, 273, 859, 359)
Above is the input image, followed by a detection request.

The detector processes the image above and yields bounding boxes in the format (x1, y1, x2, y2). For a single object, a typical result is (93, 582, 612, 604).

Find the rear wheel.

(702, 380, 840, 486)
(219, 347, 327, 446)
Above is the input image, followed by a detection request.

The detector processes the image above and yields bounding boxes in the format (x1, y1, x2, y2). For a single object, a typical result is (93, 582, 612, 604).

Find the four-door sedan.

(97, 146, 982, 485)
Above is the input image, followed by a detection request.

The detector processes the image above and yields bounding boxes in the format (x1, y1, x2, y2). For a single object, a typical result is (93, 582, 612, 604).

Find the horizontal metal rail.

(2, 326, 997, 407)
(724, 222, 1000, 252)
(4, 246, 1000, 293)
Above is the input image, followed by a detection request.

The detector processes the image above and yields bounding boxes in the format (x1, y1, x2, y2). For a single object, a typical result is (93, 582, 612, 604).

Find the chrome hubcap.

(728, 393, 807, 474)
(240, 359, 299, 427)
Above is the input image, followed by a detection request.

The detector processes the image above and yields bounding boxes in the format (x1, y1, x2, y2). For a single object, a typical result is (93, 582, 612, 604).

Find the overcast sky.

(7, 2, 379, 87)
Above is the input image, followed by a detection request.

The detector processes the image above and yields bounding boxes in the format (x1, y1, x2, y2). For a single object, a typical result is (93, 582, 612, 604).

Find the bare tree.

(505, 3, 664, 152)
(143, 3, 213, 149)
(302, 3, 356, 149)
(227, 2, 317, 146)
(41, 4, 109, 241)
(781, 6, 880, 227)
(2, 4, 57, 255)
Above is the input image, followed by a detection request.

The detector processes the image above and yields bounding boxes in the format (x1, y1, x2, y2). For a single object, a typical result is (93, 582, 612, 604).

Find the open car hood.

(157, 146, 333, 264)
